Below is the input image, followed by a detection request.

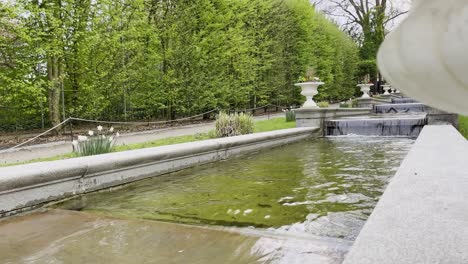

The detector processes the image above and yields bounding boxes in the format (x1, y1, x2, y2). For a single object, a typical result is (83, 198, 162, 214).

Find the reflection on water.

(59, 137, 413, 241)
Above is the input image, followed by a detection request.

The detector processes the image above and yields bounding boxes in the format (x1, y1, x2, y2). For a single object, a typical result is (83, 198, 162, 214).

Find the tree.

(1, 0, 360, 131)
(314, 0, 409, 91)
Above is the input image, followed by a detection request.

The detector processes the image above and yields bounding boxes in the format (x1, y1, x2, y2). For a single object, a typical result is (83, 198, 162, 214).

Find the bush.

(215, 112, 254, 138)
(73, 126, 118, 156)
(284, 110, 296, 122)
(317, 101, 329, 108)
(340, 99, 358, 108)
(340, 103, 350, 108)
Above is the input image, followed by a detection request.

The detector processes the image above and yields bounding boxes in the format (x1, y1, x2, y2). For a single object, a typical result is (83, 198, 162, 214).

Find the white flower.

(97, 125, 103, 131)
(72, 140, 79, 147)
(101, 135, 106, 139)
(264, 215, 271, 219)
(313, 77, 320, 81)
(116, 132, 120, 137)
(109, 127, 114, 132)
(88, 130, 94, 136)
(109, 136, 114, 141)
(77, 135, 88, 142)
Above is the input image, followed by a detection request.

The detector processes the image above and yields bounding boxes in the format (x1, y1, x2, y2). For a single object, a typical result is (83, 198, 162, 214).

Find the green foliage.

(215, 112, 254, 138)
(254, 118, 296, 132)
(339, 103, 350, 108)
(459, 116, 468, 139)
(359, 7, 386, 61)
(357, 59, 378, 82)
(284, 110, 296, 122)
(317, 101, 330, 108)
(1, 0, 359, 131)
(340, 98, 358, 108)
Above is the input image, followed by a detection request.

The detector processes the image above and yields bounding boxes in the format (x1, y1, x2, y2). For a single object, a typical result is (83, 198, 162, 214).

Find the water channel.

(1, 137, 414, 264)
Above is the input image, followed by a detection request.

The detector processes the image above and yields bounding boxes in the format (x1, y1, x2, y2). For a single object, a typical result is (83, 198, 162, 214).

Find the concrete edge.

(0, 127, 319, 217)
(343, 125, 468, 264)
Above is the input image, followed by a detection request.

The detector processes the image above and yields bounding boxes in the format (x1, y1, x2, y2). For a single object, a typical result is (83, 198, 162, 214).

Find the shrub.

(215, 112, 254, 138)
(284, 110, 296, 122)
(317, 101, 329, 108)
(340, 103, 350, 108)
(340, 99, 358, 108)
(72, 126, 118, 156)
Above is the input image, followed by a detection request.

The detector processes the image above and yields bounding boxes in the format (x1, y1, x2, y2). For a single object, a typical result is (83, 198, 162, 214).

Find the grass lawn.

(459, 116, 468, 139)
(2, 117, 295, 167)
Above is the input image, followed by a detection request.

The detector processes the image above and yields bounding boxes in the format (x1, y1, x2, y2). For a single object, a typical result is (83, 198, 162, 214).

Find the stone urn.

(357, 84, 373, 98)
(294, 81, 325, 109)
(382, 85, 392, 95)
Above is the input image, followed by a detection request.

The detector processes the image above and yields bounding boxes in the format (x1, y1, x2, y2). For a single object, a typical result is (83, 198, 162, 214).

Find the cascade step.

(373, 103, 426, 114)
(391, 98, 418, 104)
(326, 115, 427, 137)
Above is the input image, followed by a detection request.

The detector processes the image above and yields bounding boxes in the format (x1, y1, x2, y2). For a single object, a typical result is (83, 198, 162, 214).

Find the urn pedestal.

(357, 84, 373, 98)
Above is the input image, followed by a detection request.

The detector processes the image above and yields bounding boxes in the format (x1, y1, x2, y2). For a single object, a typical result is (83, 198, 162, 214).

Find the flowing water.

(59, 138, 413, 238)
(326, 115, 427, 137)
(373, 103, 426, 114)
(391, 98, 418, 104)
(2, 137, 414, 264)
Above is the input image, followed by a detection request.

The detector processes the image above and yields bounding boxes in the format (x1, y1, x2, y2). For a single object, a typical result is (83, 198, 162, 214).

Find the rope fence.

(8, 118, 72, 150)
(5, 104, 295, 151)
(69, 109, 219, 125)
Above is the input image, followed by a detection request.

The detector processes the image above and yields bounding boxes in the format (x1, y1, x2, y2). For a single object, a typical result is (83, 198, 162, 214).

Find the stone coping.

(295, 108, 372, 118)
(0, 127, 318, 216)
(344, 125, 468, 264)
(294, 107, 372, 113)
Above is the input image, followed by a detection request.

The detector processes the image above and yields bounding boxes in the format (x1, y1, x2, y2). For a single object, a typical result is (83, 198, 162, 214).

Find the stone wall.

(295, 108, 372, 135)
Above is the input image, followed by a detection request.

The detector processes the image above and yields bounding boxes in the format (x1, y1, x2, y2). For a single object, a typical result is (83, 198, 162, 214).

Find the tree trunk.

(47, 55, 62, 129)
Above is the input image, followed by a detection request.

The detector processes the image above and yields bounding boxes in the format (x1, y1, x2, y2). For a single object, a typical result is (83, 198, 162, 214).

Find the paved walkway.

(0, 114, 283, 165)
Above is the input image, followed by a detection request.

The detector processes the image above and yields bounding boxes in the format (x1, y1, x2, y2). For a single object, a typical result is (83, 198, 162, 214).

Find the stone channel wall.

(344, 125, 468, 264)
(0, 127, 319, 217)
(295, 108, 373, 135)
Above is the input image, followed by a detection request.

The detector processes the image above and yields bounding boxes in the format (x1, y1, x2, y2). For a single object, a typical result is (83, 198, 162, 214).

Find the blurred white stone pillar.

(377, 0, 468, 115)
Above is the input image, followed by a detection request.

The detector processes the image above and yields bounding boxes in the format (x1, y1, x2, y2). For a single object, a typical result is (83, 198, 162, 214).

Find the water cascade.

(373, 103, 426, 114)
(326, 115, 427, 137)
(392, 98, 418, 104)
(326, 97, 429, 137)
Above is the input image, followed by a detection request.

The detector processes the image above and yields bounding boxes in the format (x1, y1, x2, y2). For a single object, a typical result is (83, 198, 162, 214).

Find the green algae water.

(59, 137, 413, 240)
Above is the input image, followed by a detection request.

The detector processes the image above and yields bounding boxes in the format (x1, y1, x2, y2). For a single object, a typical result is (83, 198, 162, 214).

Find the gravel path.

(0, 114, 283, 165)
